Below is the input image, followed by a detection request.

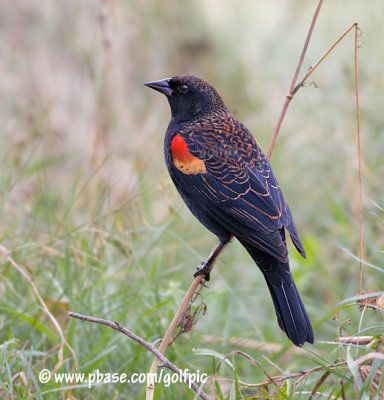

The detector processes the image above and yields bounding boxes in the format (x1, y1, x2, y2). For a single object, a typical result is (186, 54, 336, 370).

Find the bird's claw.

(194, 261, 211, 281)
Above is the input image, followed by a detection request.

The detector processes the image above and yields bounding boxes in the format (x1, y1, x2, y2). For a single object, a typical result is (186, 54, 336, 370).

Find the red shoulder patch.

(171, 134, 206, 175)
(171, 134, 192, 161)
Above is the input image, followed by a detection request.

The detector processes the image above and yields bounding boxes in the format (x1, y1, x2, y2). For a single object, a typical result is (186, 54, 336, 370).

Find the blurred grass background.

(0, 0, 383, 398)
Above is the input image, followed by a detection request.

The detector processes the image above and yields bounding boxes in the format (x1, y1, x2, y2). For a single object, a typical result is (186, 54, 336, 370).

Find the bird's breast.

(171, 134, 206, 175)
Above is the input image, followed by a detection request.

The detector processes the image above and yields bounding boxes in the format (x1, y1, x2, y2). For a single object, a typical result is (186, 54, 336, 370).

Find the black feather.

(241, 241, 314, 346)
(145, 75, 314, 346)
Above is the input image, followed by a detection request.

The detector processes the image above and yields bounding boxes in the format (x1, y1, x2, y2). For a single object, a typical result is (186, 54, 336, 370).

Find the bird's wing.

(170, 116, 306, 262)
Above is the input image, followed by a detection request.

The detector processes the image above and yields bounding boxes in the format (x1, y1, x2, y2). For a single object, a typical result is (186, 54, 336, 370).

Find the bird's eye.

(179, 84, 189, 94)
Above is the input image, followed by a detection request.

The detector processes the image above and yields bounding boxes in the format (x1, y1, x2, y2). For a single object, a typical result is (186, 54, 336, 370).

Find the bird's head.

(144, 75, 227, 123)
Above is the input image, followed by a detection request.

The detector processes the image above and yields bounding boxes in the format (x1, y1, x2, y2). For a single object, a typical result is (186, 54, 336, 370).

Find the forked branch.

(68, 312, 210, 400)
(267, 0, 324, 160)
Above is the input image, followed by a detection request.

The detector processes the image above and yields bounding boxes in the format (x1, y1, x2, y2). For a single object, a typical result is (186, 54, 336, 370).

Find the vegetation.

(0, 1, 383, 398)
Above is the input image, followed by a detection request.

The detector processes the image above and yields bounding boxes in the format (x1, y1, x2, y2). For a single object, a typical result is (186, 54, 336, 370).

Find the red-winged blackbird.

(144, 75, 314, 346)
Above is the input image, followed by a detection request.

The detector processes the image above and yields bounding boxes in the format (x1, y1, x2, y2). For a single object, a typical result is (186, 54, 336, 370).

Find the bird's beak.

(143, 78, 173, 97)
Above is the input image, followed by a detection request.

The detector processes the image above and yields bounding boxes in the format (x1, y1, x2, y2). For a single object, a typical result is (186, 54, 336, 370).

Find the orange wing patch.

(171, 134, 206, 175)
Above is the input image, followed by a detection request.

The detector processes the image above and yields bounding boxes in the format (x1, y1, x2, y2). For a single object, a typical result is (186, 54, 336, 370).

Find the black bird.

(144, 75, 314, 346)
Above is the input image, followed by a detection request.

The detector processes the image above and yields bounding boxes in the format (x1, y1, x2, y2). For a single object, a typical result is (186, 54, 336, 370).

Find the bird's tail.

(243, 244, 314, 346)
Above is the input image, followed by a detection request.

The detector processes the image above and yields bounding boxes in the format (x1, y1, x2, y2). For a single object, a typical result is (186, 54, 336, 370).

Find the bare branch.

(146, 241, 228, 399)
(68, 312, 210, 400)
(291, 23, 358, 97)
(267, 0, 324, 160)
(241, 361, 348, 389)
(267, 20, 360, 161)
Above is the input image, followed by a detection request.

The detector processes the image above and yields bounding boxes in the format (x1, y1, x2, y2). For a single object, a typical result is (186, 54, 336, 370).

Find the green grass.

(1, 0, 384, 398)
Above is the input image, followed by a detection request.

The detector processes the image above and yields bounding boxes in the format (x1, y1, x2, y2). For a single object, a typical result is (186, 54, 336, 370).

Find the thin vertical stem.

(354, 26, 363, 293)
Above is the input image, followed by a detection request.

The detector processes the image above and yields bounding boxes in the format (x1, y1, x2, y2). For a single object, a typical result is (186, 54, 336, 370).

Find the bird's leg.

(194, 240, 229, 281)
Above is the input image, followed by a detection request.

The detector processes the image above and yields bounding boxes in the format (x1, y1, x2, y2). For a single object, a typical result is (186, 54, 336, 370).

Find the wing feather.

(169, 115, 306, 260)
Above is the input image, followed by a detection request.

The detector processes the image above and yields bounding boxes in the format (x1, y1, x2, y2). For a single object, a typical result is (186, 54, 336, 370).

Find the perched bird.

(144, 75, 314, 346)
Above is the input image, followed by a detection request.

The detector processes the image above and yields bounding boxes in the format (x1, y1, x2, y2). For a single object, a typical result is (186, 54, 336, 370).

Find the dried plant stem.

(68, 312, 210, 400)
(282, 22, 364, 292)
(267, 0, 324, 160)
(267, 20, 364, 289)
(264, 362, 347, 388)
(267, 14, 361, 161)
(146, 241, 227, 400)
(146, 275, 205, 398)
(291, 23, 358, 98)
(354, 25, 363, 293)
